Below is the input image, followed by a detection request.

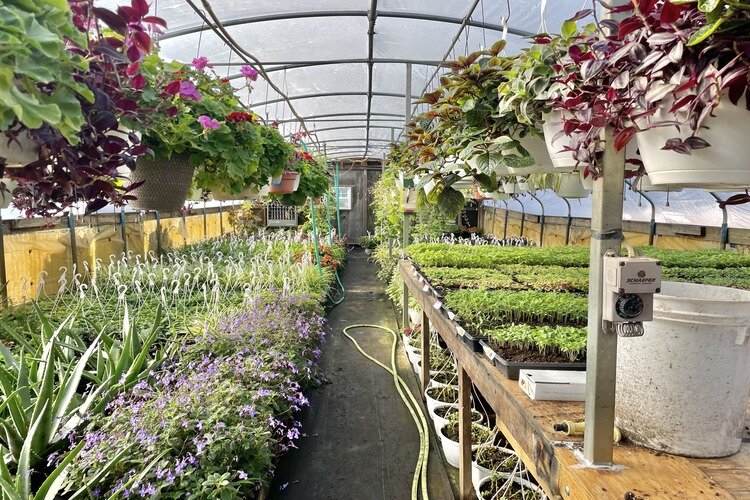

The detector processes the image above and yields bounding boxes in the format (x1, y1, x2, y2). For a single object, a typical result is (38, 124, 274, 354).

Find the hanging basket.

(471, 184, 488, 200)
(128, 154, 195, 212)
(636, 98, 750, 190)
(0, 132, 38, 167)
(554, 172, 590, 199)
(0, 179, 17, 209)
(501, 177, 530, 194)
(542, 111, 577, 171)
(507, 134, 558, 175)
(632, 175, 683, 193)
(267, 171, 301, 194)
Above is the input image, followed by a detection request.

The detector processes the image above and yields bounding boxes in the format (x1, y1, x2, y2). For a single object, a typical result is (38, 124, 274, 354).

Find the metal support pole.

(528, 192, 545, 247)
(628, 180, 657, 246)
(0, 215, 8, 309)
(181, 210, 187, 246)
(218, 202, 224, 235)
(562, 197, 572, 245)
(119, 208, 128, 257)
(67, 211, 78, 273)
(155, 211, 162, 258)
(202, 201, 207, 239)
(584, 127, 626, 465)
(515, 196, 526, 238)
(335, 163, 342, 237)
(709, 192, 729, 250)
(502, 200, 509, 240)
(309, 197, 323, 276)
(402, 281, 409, 330)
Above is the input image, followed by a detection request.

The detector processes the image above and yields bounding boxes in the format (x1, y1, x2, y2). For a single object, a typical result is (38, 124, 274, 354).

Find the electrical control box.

(602, 256, 661, 323)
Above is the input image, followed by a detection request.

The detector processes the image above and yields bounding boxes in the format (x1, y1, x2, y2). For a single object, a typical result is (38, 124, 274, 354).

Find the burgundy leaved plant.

(4, 0, 166, 216)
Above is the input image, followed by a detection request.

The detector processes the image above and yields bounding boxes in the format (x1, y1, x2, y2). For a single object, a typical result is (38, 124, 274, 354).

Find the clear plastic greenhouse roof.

(97, 0, 592, 160)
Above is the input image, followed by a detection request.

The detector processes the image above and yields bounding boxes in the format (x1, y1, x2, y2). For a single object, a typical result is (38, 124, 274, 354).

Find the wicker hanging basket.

(128, 154, 195, 212)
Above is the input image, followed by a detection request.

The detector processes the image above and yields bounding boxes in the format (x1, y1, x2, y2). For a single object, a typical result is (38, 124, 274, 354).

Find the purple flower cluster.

(67, 292, 327, 498)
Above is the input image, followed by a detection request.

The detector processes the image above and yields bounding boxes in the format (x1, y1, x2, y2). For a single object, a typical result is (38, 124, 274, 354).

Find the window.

(337, 186, 352, 210)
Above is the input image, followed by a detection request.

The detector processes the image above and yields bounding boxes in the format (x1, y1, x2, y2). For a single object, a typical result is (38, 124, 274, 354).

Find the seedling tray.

(479, 340, 586, 380)
(456, 327, 486, 353)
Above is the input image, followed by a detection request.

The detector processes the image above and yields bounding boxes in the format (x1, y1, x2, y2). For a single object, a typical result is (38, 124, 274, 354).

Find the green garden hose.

(342, 324, 430, 500)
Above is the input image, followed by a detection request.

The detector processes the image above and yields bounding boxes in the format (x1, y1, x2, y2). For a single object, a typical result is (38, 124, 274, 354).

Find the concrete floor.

(270, 249, 456, 500)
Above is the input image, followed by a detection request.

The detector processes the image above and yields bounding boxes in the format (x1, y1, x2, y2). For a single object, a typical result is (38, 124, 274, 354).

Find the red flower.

(220, 77, 230, 84)
(226, 111, 256, 123)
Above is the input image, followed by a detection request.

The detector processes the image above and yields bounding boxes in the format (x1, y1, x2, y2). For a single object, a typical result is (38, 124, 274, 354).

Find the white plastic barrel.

(615, 281, 750, 457)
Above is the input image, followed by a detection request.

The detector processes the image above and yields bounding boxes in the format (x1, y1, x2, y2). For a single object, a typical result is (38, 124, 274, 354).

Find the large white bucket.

(615, 281, 750, 457)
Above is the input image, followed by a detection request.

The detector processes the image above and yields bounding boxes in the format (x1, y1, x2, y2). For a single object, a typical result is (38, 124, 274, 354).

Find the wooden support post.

(458, 362, 472, 499)
(402, 282, 409, 330)
(218, 202, 224, 235)
(202, 202, 207, 239)
(420, 309, 430, 395)
(119, 208, 128, 257)
(584, 127, 625, 464)
(155, 211, 162, 258)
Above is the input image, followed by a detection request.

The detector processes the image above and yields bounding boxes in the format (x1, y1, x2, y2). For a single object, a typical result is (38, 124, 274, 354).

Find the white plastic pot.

(0, 179, 18, 209)
(554, 172, 589, 199)
(542, 111, 577, 172)
(408, 307, 422, 326)
(501, 177, 530, 194)
(431, 403, 483, 435)
(636, 99, 750, 190)
(632, 175, 683, 193)
(615, 281, 750, 458)
(471, 445, 517, 492)
(507, 134, 557, 175)
(0, 133, 38, 167)
(438, 422, 492, 468)
(425, 386, 459, 418)
(580, 171, 593, 191)
(406, 347, 421, 367)
(475, 474, 545, 500)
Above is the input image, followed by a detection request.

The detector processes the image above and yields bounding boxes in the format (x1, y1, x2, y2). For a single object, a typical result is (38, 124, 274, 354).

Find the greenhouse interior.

(1, 0, 750, 498)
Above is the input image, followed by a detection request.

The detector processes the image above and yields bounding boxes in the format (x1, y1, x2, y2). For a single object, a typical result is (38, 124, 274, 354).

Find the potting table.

(399, 259, 750, 500)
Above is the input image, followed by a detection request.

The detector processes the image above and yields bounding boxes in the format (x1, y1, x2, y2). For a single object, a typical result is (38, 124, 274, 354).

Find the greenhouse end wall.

(2, 209, 238, 306)
(479, 207, 750, 252)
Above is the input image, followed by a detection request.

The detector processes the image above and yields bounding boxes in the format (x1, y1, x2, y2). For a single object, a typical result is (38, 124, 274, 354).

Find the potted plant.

(553, 2, 750, 188)
(272, 150, 329, 204)
(438, 420, 492, 468)
(424, 384, 459, 417)
(431, 404, 484, 435)
(476, 472, 545, 500)
(471, 444, 518, 491)
(127, 56, 264, 211)
(3, 0, 160, 215)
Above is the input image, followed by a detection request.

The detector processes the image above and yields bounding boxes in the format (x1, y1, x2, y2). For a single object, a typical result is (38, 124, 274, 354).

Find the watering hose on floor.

(342, 324, 430, 500)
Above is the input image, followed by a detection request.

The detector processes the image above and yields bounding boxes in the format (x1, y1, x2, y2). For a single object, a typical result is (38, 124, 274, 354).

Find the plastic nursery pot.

(471, 444, 519, 491)
(507, 134, 557, 175)
(542, 111, 577, 172)
(438, 421, 493, 468)
(0, 131, 39, 167)
(424, 385, 459, 418)
(631, 174, 683, 193)
(431, 403, 484, 435)
(636, 98, 750, 190)
(0, 179, 18, 209)
(128, 154, 196, 213)
(554, 172, 589, 199)
(429, 370, 457, 388)
(267, 171, 301, 194)
(476, 473, 545, 500)
(408, 307, 422, 326)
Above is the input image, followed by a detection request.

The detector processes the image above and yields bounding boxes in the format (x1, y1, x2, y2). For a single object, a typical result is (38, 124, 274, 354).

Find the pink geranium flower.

(240, 65, 259, 81)
(179, 81, 201, 101)
(191, 56, 212, 71)
(197, 115, 220, 130)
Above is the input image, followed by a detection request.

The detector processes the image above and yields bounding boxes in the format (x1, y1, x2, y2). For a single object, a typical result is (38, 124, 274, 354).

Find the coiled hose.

(342, 324, 431, 500)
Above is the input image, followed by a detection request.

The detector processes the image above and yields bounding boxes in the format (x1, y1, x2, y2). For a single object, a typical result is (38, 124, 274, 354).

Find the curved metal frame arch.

(527, 192, 545, 246)
(247, 91, 422, 108)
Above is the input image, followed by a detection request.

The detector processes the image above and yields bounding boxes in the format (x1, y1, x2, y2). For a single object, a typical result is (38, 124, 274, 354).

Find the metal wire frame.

(246, 91, 423, 108)
(160, 10, 534, 41)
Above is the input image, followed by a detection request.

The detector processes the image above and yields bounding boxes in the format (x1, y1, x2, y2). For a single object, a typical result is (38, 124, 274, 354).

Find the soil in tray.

(485, 339, 586, 364)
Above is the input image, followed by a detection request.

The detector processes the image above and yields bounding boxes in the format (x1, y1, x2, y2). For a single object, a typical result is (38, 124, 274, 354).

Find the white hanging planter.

(424, 385, 458, 418)
(0, 179, 17, 209)
(632, 175, 683, 192)
(501, 177, 530, 194)
(542, 111, 577, 172)
(579, 171, 593, 191)
(616, 282, 750, 458)
(408, 307, 422, 326)
(554, 172, 590, 199)
(471, 444, 517, 492)
(636, 98, 750, 189)
(477, 186, 509, 201)
(475, 474, 546, 500)
(431, 403, 483, 435)
(507, 134, 558, 175)
(0, 133, 39, 167)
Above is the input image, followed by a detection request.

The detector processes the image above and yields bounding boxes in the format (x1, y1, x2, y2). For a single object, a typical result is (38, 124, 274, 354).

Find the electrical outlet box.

(603, 256, 662, 323)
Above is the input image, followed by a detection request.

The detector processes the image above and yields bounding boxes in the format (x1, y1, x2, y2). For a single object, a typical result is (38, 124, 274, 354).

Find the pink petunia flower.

(179, 81, 201, 101)
(240, 65, 259, 81)
(197, 115, 220, 130)
(191, 56, 212, 71)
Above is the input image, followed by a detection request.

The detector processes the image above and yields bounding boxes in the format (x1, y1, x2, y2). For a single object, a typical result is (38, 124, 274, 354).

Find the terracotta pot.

(268, 171, 301, 194)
